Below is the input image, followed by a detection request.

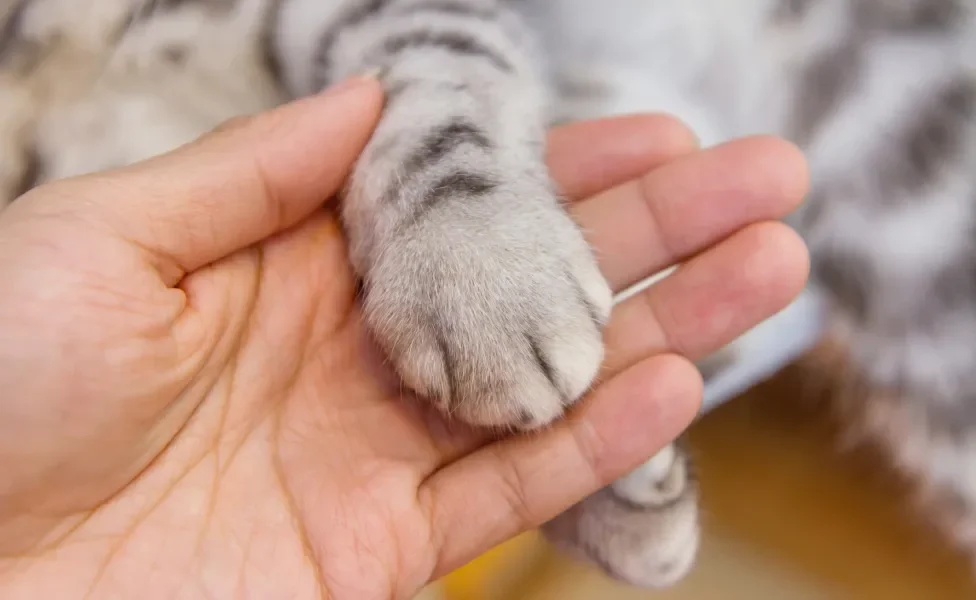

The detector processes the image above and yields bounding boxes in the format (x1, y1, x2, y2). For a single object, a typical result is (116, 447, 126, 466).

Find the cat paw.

(542, 443, 700, 588)
(359, 176, 612, 429)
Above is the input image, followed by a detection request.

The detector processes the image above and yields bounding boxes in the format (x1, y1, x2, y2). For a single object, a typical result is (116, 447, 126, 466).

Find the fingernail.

(318, 72, 379, 98)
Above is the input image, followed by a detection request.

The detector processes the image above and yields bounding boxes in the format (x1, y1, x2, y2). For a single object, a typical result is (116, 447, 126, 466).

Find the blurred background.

(419, 343, 976, 599)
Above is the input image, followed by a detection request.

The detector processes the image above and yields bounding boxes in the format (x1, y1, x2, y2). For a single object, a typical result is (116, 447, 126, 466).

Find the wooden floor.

(680, 371, 976, 599)
(430, 355, 976, 599)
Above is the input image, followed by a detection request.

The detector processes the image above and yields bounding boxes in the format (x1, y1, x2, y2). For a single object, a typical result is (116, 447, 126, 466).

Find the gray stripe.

(390, 0, 498, 19)
(152, 0, 240, 13)
(260, 0, 286, 86)
(413, 170, 498, 220)
(312, 0, 394, 89)
(12, 145, 43, 201)
(790, 41, 862, 145)
(434, 328, 460, 411)
(898, 78, 976, 193)
(812, 249, 871, 321)
(0, 0, 28, 61)
(771, 0, 817, 22)
(856, 0, 965, 33)
(404, 119, 493, 175)
(380, 29, 514, 72)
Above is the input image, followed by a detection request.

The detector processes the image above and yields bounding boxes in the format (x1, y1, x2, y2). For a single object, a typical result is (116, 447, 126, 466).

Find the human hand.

(0, 77, 808, 599)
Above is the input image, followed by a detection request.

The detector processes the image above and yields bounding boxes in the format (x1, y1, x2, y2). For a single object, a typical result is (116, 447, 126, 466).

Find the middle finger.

(571, 135, 809, 292)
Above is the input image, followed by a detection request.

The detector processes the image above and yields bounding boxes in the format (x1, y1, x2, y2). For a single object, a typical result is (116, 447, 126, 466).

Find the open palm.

(0, 81, 808, 600)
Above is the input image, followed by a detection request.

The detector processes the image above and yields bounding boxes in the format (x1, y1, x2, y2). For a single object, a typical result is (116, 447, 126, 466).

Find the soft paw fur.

(542, 443, 700, 588)
(355, 170, 612, 429)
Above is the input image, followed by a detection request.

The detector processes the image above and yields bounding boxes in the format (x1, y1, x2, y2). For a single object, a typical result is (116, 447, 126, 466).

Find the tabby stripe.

(261, 0, 286, 85)
(389, 121, 497, 218)
(529, 336, 559, 395)
(404, 120, 493, 174)
(791, 42, 862, 145)
(384, 79, 470, 106)
(12, 145, 43, 201)
(414, 171, 499, 218)
(0, 0, 27, 60)
(900, 78, 976, 192)
(312, 0, 395, 88)
(930, 246, 976, 316)
(434, 329, 460, 409)
(153, 0, 240, 13)
(571, 277, 608, 329)
(390, 1, 498, 20)
(772, 0, 817, 22)
(856, 0, 965, 32)
(609, 486, 688, 512)
(812, 250, 871, 320)
(380, 30, 514, 72)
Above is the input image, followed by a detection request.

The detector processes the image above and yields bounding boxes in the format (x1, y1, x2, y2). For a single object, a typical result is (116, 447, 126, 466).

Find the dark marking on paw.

(772, 0, 816, 22)
(162, 45, 188, 65)
(0, 0, 43, 72)
(857, 0, 965, 32)
(312, 0, 394, 88)
(260, 0, 286, 86)
(899, 78, 976, 194)
(529, 336, 558, 392)
(653, 473, 685, 501)
(384, 120, 495, 218)
(416, 171, 498, 216)
(812, 250, 871, 321)
(655, 559, 681, 580)
(382, 30, 514, 72)
(406, 119, 492, 174)
(12, 145, 43, 201)
(384, 79, 413, 105)
(791, 42, 862, 145)
(149, 0, 240, 16)
(383, 79, 470, 107)
(579, 539, 629, 584)
(0, 0, 28, 60)
(391, 1, 498, 20)
(571, 276, 608, 329)
(907, 0, 966, 31)
(610, 486, 685, 512)
(930, 252, 976, 319)
(435, 330, 460, 411)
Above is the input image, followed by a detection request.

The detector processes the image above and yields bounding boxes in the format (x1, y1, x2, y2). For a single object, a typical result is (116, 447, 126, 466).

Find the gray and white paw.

(542, 443, 700, 588)
(361, 177, 612, 429)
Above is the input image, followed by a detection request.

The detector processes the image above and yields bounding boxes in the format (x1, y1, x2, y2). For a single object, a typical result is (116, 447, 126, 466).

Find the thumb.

(35, 76, 383, 281)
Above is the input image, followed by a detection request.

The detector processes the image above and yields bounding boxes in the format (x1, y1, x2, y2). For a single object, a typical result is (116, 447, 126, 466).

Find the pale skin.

(0, 77, 810, 599)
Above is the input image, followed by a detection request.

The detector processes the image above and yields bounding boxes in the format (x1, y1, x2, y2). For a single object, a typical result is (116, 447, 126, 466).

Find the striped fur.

(4, 0, 976, 588)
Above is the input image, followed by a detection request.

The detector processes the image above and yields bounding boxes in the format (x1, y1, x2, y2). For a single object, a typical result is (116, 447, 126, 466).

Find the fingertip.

(741, 221, 811, 307)
(580, 354, 702, 478)
(635, 113, 701, 155)
(721, 135, 811, 215)
(761, 137, 811, 213)
(636, 353, 703, 431)
(314, 75, 386, 134)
